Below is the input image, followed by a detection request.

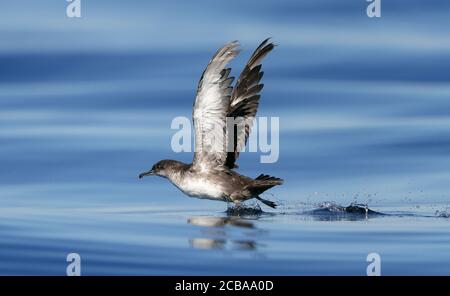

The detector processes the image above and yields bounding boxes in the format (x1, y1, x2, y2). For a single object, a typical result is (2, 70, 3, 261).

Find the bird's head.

(139, 159, 184, 179)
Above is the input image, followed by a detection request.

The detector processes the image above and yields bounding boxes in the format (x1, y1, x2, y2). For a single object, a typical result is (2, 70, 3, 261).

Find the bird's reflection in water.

(188, 238, 226, 249)
(188, 216, 260, 251)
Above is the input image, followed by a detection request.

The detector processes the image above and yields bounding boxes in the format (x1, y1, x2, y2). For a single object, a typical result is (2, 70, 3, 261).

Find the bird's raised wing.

(225, 38, 274, 169)
(192, 41, 240, 170)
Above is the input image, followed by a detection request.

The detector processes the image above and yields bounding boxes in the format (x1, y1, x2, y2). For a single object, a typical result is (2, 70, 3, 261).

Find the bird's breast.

(174, 175, 226, 201)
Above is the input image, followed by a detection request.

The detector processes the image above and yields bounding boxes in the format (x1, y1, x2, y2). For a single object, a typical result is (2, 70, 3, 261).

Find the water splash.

(305, 201, 383, 219)
(225, 202, 264, 216)
(435, 210, 449, 218)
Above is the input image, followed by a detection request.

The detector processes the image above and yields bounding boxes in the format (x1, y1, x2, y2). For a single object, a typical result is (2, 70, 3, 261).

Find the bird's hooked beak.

(139, 169, 155, 179)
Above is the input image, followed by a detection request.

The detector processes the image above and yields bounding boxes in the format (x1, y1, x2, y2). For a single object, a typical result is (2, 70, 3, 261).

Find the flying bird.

(139, 39, 283, 208)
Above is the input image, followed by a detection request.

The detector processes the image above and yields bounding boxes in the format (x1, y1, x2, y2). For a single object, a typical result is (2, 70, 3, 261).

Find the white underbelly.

(175, 178, 225, 201)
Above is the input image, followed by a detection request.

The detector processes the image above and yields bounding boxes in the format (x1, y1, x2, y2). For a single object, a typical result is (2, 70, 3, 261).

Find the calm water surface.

(0, 0, 449, 275)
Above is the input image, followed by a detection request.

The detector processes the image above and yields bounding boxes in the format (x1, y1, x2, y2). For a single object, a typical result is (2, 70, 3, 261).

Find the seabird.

(139, 39, 283, 208)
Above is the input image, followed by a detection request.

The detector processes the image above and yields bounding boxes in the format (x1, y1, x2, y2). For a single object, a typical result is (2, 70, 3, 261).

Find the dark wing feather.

(225, 38, 275, 169)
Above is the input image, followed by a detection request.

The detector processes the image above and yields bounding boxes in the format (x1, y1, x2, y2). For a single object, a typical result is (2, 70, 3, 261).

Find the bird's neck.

(165, 164, 189, 186)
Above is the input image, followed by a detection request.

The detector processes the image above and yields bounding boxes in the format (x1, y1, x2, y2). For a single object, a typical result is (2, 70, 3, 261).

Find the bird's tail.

(247, 174, 283, 208)
(255, 174, 283, 182)
(254, 174, 284, 188)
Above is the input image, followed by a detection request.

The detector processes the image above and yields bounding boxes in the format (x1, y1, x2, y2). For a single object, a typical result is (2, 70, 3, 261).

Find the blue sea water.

(0, 0, 449, 275)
